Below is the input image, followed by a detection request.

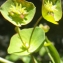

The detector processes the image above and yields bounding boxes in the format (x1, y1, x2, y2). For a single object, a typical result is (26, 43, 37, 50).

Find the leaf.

(8, 27, 45, 55)
(42, 0, 62, 24)
(0, 0, 36, 26)
(39, 46, 46, 56)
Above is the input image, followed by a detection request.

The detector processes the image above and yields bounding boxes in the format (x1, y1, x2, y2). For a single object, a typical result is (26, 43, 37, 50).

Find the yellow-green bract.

(42, 0, 62, 24)
(8, 27, 45, 56)
(0, 0, 36, 27)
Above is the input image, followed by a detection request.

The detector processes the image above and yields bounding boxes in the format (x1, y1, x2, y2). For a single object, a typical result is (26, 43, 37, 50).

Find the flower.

(0, 0, 36, 26)
(9, 2, 28, 19)
(44, 0, 57, 12)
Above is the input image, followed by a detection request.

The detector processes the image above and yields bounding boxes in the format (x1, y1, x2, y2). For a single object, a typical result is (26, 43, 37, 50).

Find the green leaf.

(42, 0, 62, 24)
(8, 27, 45, 55)
(21, 55, 31, 63)
(39, 46, 46, 56)
(0, 0, 36, 26)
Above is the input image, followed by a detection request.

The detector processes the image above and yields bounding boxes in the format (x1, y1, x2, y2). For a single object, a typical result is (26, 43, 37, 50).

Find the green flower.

(44, 0, 57, 13)
(0, 0, 36, 26)
(9, 3, 28, 19)
(42, 0, 62, 24)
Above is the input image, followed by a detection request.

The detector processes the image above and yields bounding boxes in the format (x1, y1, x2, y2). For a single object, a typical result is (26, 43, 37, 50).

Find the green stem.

(0, 57, 13, 63)
(44, 37, 61, 63)
(15, 26, 26, 47)
(29, 16, 42, 46)
(30, 55, 38, 63)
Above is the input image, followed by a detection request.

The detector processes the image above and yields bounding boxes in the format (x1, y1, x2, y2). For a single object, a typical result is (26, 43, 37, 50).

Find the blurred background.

(0, 0, 63, 63)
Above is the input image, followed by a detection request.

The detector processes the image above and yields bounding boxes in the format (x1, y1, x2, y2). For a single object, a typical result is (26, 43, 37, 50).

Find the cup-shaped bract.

(42, 0, 62, 24)
(0, 0, 36, 26)
(8, 27, 45, 56)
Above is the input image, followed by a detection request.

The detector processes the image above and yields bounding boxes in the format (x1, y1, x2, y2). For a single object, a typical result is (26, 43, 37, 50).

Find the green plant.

(0, 0, 63, 63)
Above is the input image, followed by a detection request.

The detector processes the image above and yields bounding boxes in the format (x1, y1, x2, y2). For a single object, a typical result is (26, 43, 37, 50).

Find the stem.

(15, 27, 26, 47)
(44, 42, 55, 63)
(29, 16, 42, 46)
(0, 57, 13, 63)
(30, 55, 38, 63)
(44, 37, 61, 63)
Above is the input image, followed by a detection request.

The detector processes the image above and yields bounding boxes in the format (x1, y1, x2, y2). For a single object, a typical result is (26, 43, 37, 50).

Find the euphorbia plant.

(42, 0, 62, 24)
(0, 0, 63, 63)
(0, 0, 36, 26)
